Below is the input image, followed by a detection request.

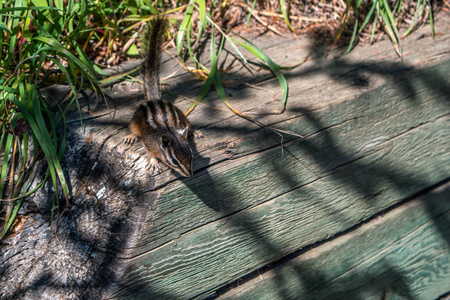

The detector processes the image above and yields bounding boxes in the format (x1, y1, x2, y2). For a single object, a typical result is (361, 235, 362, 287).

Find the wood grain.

(114, 114, 449, 299)
(218, 183, 450, 300)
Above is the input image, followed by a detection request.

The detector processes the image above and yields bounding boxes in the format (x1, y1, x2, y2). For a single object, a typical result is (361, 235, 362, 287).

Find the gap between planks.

(120, 114, 449, 262)
(213, 179, 450, 299)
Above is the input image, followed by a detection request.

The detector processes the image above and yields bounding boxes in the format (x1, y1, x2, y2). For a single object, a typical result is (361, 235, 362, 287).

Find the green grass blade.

(0, 130, 5, 173)
(4, 0, 22, 69)
(0, 20, 11, 33)
(230, 36, 290, 112)
(427, 0, 435, 39)
(338, 14, 359, 57)
(0, 198, 22, 239)
(11, 90, 68, 201)
(196, 0, 207, 39)
(359, 0, 377, 32)
(402, 0, 425, 37)
(55, 0, 63, 11)
(31, 0, 55, 24)
(73, 43, 106, 79)
(187, 11, 208, 71)
(380, 0, 402, 56)
(280, 0, 294, 32)
(207, 16, 248, 64)
(27, 89, 61, 197)
(207, 32, 236, 113)
(0, 179, 46, 202)
(0, 6, 59, 14)
(22, 134, 29, 170)
(0, 86, 16, 93)
(46, 57, 84, 127)
(176, 2, 194, 57)
(212, 39, 233, 111)
(10, 134, 29, 199)
(99, 65, 142, 85)
(331, 1, 350, 50)
(19, 133, 29, 186)
(370, 3, 379, 44)
(141, 0, 158, 14)
(33, 37, 98, 82)
(185, 27, 218, 115)
(245, 0, 257, 26)
(47, 56, 76, 90)
(0, 133, 13, 197)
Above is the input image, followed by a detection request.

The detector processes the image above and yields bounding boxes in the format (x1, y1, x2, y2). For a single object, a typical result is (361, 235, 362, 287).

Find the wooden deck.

(1, 13, 449, 300)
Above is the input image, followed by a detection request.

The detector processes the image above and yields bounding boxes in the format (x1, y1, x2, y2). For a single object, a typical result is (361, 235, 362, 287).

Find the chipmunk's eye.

(161, 135, 170, 149)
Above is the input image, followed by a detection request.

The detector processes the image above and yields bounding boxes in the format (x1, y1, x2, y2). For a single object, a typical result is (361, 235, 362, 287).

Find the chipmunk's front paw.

(148, 157, 161, 175)
(124, 134, 140, 145)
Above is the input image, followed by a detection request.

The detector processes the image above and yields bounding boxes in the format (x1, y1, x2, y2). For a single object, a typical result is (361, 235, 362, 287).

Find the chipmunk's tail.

(143, 17, 168, 101)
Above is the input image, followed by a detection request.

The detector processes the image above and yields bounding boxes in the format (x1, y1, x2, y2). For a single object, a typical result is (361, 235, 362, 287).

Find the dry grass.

(168, 0, 444, 41)
(85, 0, 445, 66)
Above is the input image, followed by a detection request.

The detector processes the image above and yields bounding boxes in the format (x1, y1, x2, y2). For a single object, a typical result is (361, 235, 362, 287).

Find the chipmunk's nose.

(178, 162, 193, 177)
(185, 165, 193, 177)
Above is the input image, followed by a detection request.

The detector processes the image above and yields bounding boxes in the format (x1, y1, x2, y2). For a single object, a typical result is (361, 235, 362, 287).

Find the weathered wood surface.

(1, 13, 449, 300)
(218, 182, 450, 299)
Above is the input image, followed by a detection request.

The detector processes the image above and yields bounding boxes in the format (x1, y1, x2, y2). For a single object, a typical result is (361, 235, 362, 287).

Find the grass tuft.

(0, 0, 101, 238)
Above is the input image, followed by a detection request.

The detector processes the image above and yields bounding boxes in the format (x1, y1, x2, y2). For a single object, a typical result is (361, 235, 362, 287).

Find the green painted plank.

(114, 115, 449, 299)
(219, 184, 450, 299)
(133, 62, 450, 255)
(309, 213, 450, 300)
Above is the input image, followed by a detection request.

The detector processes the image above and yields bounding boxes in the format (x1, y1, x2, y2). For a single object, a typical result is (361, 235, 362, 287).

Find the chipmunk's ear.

(178, 126, 189, 140)
(160, 135, 170, 150)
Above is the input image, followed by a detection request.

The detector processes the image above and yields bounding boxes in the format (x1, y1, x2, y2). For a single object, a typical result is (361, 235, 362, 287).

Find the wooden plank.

(113, 107, 449, 298)
(218, 183, 450, 300)
(131, 61, 450, 255)
(110, 20, 450, 297)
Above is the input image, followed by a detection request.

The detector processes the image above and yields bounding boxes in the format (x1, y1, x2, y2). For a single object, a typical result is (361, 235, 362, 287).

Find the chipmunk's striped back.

(128, 99, 193, 177)
(142, 100, 190, 135)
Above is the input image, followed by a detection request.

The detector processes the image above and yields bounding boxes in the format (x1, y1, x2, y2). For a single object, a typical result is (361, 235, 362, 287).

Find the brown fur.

(125, 17, 194, 177)
(127, 100, 193, 177)
(142, 17, 168, 101)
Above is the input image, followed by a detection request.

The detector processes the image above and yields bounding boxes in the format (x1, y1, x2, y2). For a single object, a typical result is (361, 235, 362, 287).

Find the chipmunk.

(124, 17, 193, 177)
